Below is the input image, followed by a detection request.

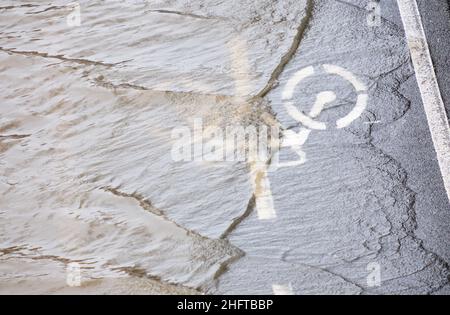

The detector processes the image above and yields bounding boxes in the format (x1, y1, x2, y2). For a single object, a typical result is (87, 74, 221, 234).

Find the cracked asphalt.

(0, 0, 449, 295)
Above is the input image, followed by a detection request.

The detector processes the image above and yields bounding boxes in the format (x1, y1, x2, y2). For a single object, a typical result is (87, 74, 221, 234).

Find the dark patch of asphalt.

(417, 0, 450, 119)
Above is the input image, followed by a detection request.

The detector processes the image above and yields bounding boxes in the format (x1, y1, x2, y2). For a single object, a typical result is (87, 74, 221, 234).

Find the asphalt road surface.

(0, 0, 449, 295)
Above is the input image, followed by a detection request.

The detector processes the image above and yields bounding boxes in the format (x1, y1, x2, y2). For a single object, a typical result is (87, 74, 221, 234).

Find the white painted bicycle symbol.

(272, 64, 368, 169)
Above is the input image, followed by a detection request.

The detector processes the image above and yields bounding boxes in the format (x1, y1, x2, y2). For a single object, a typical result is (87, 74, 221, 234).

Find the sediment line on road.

(148, 9, 226, 21)
(0, 134, 31, 140)
(255, 0, 315, 99)
(0, 47, 116, 68)
(101, 186, 245, 292)
(220, 195, 256, 239)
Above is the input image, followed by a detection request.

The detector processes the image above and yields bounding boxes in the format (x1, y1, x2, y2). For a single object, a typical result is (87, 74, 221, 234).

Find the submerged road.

(0, 0, 449, 295)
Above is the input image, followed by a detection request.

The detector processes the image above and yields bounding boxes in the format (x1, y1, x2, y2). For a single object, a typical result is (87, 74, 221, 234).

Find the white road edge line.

(397, 0, 450, 204)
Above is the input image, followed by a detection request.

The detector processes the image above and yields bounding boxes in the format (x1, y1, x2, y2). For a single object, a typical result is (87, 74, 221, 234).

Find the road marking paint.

(282, 66, 315, 100)
(272, 284, 294, 295)
(283, 65, 368, 130)
(336, 93, 368, 129)
(285, 91, 336, 130)
(275, 64, 367, 169)
(285, 102, 327, 130)
(322, 64, 368, 129)
(229, 37, 277, 220)
(310, 91, 337, 117)
(323, 64, 366, 92)
(252, 162, 277, 220)
(397, 0, 450, 203)
(283, 129, 311, 147)
(228, 37, 252, 97)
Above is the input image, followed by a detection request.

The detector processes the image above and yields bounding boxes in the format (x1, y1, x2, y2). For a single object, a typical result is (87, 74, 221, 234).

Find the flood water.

(1, 0, 449, 294)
